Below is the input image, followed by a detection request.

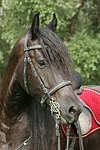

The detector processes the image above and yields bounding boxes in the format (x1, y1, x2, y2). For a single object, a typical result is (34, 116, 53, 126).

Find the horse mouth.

(60, 112, 81, 124)
(60, 115, 75, 124)
(60, 115, 67, 124)
(59, 104, 83, 129)
(61, 123, 80, 137)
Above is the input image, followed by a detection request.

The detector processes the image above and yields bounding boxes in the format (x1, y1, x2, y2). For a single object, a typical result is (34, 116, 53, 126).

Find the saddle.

(61, 88, 100, 137)
(78, 106, 91, 135)
(78, 88, 100, 137)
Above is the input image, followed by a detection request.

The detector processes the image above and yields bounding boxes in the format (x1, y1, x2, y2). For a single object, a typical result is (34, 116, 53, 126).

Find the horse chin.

(60, 115, 67, 124)
(60, 115, 78, 125)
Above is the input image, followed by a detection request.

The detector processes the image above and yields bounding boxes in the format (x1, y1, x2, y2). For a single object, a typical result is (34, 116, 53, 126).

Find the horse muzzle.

(61, 103, 83, 124)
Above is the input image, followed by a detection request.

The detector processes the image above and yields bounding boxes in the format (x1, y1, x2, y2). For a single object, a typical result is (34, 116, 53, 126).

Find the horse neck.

(0, 39, 29, 123)
(27, 98, 58, 149)
(0, 39, 22, 95)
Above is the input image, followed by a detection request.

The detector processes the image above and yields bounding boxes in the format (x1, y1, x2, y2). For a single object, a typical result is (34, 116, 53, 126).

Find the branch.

(68, 0, 86, 35)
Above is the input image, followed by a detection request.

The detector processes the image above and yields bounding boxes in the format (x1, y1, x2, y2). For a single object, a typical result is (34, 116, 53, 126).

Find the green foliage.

(0, 28, 10, 79)
(0, 0, 100, 85)
(1, 0, 83, 47)
(0, 44, 10, 80)
(66, 30, 100, 85)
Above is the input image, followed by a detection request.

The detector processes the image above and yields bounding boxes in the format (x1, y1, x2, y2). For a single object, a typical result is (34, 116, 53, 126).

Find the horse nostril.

(68, 106, 77, 115)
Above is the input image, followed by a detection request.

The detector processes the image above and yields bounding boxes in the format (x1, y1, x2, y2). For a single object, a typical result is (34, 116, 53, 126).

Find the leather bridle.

(15, 36, 84, 150)
(23, 36, 72, 106)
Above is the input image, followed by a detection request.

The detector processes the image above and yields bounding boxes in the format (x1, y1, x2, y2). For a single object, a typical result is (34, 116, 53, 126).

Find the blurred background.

(0, 0, 100, 85)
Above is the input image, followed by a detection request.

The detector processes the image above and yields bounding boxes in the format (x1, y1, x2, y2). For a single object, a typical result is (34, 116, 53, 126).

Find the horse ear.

(31, 12, 40, 40)
(47, 13, 57, 32)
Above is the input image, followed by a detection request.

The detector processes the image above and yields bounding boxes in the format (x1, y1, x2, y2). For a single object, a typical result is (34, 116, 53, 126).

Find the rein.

(16, 36, 84, 150)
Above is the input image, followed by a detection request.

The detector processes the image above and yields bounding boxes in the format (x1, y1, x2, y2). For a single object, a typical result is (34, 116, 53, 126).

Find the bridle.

(15, 36, 84, 150)
(23, 36, 72, 104)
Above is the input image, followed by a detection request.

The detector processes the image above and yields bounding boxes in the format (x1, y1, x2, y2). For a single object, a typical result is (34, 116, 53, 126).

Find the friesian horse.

(0, 12, 83, 150)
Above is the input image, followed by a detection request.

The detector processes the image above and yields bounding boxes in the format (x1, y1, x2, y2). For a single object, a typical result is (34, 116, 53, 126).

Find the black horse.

(0, 13, 83, 150)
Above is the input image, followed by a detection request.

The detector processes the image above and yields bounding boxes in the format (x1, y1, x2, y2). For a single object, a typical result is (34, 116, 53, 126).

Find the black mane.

(39, 27, 72, 67)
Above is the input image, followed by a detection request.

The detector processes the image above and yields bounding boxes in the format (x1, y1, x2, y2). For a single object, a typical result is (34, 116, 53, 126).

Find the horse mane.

(0, 38, 26, 125)
(0, 39, 24, 87)
(27, 97, 57, 149)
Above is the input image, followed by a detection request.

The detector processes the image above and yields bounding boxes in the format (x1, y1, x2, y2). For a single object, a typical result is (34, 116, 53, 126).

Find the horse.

(66, 71, 100, 150)
(0, 12, 83, 150)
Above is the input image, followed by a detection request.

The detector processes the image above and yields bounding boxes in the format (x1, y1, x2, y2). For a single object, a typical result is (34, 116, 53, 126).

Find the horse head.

(17, 12, 83, 124)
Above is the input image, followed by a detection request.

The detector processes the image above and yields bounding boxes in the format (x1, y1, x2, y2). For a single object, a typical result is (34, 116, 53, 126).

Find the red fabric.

(79, 88, 100, 131)
(61, 88, 100, 137)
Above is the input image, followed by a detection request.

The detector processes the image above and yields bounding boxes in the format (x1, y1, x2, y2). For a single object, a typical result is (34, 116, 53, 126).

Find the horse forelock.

(39, 27, 72, 66)
(27, 27, 72, 78)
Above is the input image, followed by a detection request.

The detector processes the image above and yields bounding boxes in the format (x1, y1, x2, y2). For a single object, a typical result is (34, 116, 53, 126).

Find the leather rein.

(15, 36, 84, 150)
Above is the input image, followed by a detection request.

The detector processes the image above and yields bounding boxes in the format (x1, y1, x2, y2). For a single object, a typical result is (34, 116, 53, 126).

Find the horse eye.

(37, 58, 47, 68)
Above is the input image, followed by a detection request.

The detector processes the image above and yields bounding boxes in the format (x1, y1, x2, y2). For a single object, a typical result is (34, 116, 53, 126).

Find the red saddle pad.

(61, 88, 100, 137)
(79, 88, 100, 128)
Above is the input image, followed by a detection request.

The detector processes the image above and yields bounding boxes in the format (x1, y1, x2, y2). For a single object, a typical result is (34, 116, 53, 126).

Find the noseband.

(16, 36, 84, 150)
